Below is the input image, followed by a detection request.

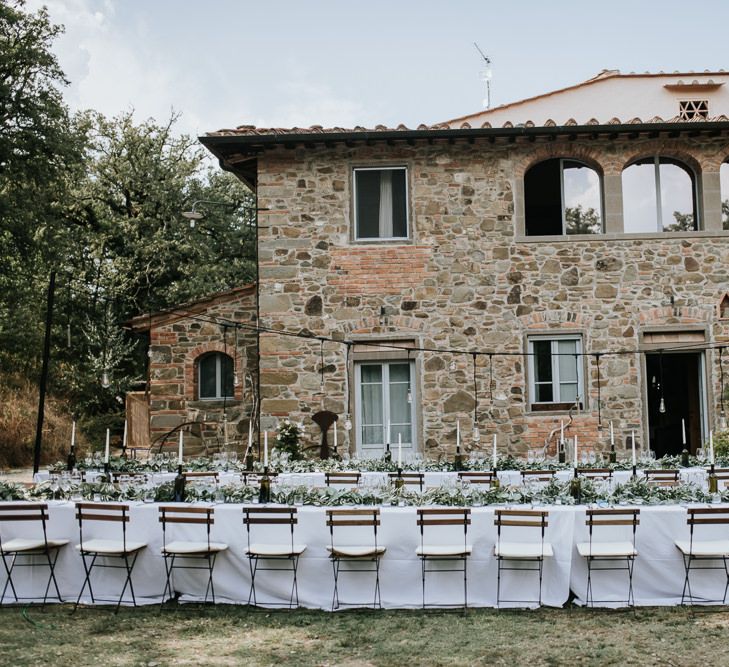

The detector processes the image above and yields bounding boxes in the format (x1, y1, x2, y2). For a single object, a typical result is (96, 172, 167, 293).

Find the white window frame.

(527, 335, 583, 408)
(354, 360, 416, 457)
(352, 166, 409, 241)
(198, 352, 234, 401)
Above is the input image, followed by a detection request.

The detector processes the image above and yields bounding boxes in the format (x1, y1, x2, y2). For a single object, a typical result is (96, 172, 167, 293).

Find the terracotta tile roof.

(205, 114, 729, 138)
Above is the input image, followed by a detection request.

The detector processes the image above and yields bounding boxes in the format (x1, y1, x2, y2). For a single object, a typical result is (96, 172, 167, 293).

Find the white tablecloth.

(2, 501, 726, 609)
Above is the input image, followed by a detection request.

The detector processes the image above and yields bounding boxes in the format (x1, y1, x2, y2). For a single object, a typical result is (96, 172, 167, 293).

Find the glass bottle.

(569, 469, 582, 503)
(709, 464, 719, 495)
(558, 441, 566, 464)
(258, 468, 271, 504)
(67, 447, 76, 472)
(174, 465, 186, 502)
(384, 442, 392, 463)
(681, 449, 690, 468)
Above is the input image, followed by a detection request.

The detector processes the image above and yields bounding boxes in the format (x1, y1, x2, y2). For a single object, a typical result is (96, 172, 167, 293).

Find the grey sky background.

(29, 0, 729, 138)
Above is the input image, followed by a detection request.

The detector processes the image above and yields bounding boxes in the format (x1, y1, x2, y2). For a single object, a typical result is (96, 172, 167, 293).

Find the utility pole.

(33, 270, 56, 474)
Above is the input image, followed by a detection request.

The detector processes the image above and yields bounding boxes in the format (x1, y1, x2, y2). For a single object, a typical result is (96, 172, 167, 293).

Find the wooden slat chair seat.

(416, 508, 472, 609)
(74, 503, 147, 612)
(159, 505, 227, 607)
(494, 509, 552, 607)
(675, 507, 729, 605)
(387, 472, 424, 491)
(325, 472, 362, 487)
(243, 506, 306, 608)
(326, 508, 385, 610)
(643, 469, 680, 487)
(576, 508, 640, 607)
(0, 503, 68, 606)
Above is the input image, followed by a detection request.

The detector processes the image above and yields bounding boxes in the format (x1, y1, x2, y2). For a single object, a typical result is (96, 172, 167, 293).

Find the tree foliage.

(0, 2, 256, 431)
(564, 205, 601, 234)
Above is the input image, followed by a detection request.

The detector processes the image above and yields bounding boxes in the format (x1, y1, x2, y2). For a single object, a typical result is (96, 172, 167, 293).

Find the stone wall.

(254, 135, 729, 458)
(147, 286, 257, 453)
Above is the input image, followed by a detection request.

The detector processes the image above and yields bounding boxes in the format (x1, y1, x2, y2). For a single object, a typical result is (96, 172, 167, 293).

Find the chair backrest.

(326, 508, 381, 548)
(417, 508, 470, 547)
(520, 470, 556, 483)
(0, 503, 51, 550)
(111, 472, 147, 483)
(159, 505, 215, 548)
(576, 468, 613, 480)
(585, 507, 639, 544)
(242, 506, 298, 549)
(183, 471, 220, 482)
(75, 502, 131, 550)
(458, 471, 496, 486)
(241, 471, 279, 486)
(685, 506, 729, 546)
(325, 472, 362, 487)
(387, 472, 424, 490)
(494, 509, 549, 546)
(643, 469, 679, 486)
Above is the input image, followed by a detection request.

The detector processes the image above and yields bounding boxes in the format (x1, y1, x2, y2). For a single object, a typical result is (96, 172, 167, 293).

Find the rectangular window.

(355, 360, 415, 457)
(528, 336, 583, 410)
(353, 167, 408, 240)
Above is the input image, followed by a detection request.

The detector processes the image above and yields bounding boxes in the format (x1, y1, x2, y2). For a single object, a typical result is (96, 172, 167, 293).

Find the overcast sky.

(28, 0, 729, 138)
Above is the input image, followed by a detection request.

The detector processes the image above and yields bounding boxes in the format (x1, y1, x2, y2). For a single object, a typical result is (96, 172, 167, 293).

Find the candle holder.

(174, 465, 186, 502)
(102, 462, 111, 484)
(67, 447, 76, 472)
(258, 467, 272, 504)
(681, 448, 690, 468)
(608, 443, 616, 464)
(631, 464, 637, 480)
(454, 446, 464, 471)
(491, 467, 501, 489)
(394, 467, 405, 492)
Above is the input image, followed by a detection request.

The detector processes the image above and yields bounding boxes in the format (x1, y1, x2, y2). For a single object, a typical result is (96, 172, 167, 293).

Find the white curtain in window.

(378, 170, 393, 238)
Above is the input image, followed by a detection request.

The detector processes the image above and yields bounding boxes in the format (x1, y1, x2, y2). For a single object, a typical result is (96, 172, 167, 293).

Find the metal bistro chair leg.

(290, 555, 300, 609)
(538, 557, 544, 607)
(75, 552, 96, 611)
(681, 554, 692, 605)
(586, 558, 594, 608)
(421, 557, 426, 609)
(161, 554, 175, 606)
(248, 556, 259, 606)
(42, 549, 63, 605)
(463, 556, 468, 610)
(627, 557, 635, 608)
(0, 553, 19, 603)
(117, 552, 139, 613)
(496, 557, 502, 609)
(331, 558, 340, 611)
(373, 556, 382, 609)
(204, 553, 217, 604)
(723, 557, 729, 605)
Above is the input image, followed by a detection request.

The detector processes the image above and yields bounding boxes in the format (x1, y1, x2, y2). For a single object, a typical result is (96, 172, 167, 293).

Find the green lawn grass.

(1, 605, 727, 667)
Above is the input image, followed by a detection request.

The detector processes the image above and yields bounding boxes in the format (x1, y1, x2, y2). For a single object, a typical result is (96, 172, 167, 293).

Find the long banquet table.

(2, 500, 726, 609)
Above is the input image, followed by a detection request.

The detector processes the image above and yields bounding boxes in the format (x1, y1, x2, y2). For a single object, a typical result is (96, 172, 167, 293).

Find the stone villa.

(168, 69, 729, 460)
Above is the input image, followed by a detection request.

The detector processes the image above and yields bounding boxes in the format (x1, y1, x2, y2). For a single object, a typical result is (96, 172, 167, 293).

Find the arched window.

(198, 352, 234, 400)
(622, 157, 698, 233)
(524, 158, 603, 236)
(720, 161, 729, 230)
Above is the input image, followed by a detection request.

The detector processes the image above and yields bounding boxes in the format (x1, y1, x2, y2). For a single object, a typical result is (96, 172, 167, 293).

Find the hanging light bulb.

(233, 373, 240, 387)
(720, 414, 727, 431)
(659, 397, 666, 414)
(344, 418, 352, 431)
(101, 370, 110, 388)
(406, 386, 412, 404)
(472, 425, 481, 442)
(147, 348, 153, 358)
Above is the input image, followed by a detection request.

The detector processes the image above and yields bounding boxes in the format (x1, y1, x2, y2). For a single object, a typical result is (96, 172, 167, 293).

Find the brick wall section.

(147, 288, 257, 450)
(329, 246, 434, 295)
(253, 135, 729, 458)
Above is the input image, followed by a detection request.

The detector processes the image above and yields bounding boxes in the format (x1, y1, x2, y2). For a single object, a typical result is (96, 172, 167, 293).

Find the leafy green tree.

(722, 199, 728, 230)
(665, 211, 695, 232)
(565, 205, 601, 234)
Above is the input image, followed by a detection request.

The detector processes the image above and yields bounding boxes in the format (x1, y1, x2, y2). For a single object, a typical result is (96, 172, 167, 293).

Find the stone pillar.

(512, 177, 525, 236)
(603, 171, 623, 234)
(701, 170, 723, 232)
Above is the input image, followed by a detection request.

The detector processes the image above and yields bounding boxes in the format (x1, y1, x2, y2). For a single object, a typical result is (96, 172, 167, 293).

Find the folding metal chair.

(243, 506, 306, 608)
(0, 503, 68, 606)
(494, 509, 552, 607)
(159, 505, 227, 606)
(387, 472, 424, 491)
(325, 472, 362, 487)
(675, 506, 729, 605)
(416, 508, 472, 608)
(74, 503, 147, 612)
(458, 471, 497, 487)
(643, 469, 680, 487)
(577, 508, 639, 607)
(326, 508, 386, 610)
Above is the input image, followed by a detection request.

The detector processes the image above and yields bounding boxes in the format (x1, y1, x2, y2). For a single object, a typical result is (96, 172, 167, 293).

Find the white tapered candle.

(574, 433, 578, 464)
(682, 419, 686, 445)
(264, 431, 268, 467)
(631, 430, 636, 467)
(710, 430, 715, 465)
(178, 429, 183, 465)
(248, 419, 253, 448)
(398, 432, 402, 467)
(492, 433, 497, 468)
(456, 420, 460, 449)
(104, 429, 110, 463)
(560, 421, 564, 442)
(334, 421, 338, 450)
(71, 420, 76, 450)
(610, 421, 614, 446)
(122, 420, 127, 451)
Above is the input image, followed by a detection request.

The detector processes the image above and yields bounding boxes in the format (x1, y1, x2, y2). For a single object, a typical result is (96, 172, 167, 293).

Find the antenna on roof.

(473, 42, 492, 109)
